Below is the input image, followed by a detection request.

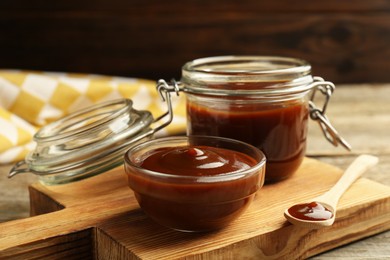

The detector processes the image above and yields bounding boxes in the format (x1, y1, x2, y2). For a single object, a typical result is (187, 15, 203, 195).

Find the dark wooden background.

(1, 0, 390, 83)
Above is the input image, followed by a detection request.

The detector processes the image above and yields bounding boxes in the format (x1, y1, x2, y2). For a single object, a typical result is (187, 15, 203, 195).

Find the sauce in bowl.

(140, 146, 257, 176)
(124, 136, 266, 232)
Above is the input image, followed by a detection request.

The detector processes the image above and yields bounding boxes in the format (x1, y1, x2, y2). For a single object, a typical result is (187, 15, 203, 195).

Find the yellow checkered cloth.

(0, 70, 186, 164)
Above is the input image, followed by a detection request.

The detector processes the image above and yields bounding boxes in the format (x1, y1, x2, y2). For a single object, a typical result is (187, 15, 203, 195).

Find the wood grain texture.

(1, 1, 390, 83)
(0, 229, 94, 260)
(0, 158, 389, 259)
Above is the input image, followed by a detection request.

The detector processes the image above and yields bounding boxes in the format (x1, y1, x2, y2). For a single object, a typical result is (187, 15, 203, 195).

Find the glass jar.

(160, 56, 350, 183)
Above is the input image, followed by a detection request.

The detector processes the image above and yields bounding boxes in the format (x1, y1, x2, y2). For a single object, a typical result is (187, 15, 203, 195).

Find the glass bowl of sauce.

(124, 135, 266, 232)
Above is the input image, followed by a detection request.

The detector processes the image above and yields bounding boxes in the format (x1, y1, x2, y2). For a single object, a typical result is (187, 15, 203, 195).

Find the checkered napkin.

(0, 70, 186, 164)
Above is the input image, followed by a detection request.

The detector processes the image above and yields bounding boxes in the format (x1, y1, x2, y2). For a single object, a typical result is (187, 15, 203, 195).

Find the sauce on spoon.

(284, 154, 379, 228)
(287, 201, 333, 221)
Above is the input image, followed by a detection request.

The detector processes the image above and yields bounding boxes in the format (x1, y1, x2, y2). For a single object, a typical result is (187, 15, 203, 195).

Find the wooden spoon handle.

(317, 154, 379, 207)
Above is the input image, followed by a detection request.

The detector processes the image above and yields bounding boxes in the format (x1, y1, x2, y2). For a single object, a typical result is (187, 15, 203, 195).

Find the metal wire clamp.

(309, 77, 351, 151)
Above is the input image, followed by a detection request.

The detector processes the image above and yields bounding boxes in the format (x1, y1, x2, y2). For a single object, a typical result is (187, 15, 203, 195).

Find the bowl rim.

(124, 135, 266, 182)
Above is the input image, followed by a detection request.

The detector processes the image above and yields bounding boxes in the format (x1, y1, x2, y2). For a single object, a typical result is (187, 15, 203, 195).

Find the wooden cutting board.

(0, 157, 389, 259)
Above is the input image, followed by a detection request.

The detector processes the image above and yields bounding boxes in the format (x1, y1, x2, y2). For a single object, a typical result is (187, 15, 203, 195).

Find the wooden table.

(1, 84, 389, 259)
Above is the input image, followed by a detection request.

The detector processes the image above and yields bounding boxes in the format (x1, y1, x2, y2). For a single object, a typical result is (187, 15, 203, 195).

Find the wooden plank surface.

(0, 84, 390, 258)
(1, 2, 390, 83)
(0, 157, 389, 259)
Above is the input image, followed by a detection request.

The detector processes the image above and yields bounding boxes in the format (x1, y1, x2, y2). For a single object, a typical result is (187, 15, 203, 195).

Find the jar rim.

(181, 56, 314, 97)
(183, 56, 311, 76)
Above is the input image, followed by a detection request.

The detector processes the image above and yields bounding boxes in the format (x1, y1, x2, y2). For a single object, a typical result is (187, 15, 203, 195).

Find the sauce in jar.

(187, 96, 308, 182)
(287, 201, 333, 221)
(180, 56, 317, 183)
(124, 136, 266, 232)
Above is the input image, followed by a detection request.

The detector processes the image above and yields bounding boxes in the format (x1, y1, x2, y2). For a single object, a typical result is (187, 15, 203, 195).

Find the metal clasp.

(123, 78, 181, 141)
(153, 79, 182, 133)
(309, 77, 351, 151)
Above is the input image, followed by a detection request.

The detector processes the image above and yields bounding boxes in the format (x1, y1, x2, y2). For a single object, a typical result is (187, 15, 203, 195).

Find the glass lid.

(10, 99, 154, 185)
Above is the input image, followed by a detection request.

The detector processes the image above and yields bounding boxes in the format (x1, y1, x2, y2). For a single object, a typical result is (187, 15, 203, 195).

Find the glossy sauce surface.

(140, 146, 256, 176)
(288, 201, 333, 221)
(126, 145, 263, 232)
(187, 97, 309, 183)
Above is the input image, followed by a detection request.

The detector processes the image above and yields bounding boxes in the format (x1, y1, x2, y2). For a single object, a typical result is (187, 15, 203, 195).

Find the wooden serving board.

(0, 157, 389, 259)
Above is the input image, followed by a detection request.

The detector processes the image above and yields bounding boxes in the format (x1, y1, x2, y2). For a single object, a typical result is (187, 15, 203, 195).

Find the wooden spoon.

(284, 154, 379, 228)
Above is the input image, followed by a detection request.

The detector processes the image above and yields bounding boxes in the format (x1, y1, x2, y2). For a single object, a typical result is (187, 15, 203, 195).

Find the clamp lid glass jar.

(164, 56, 350, 183)
(9, 89, 175, 185)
